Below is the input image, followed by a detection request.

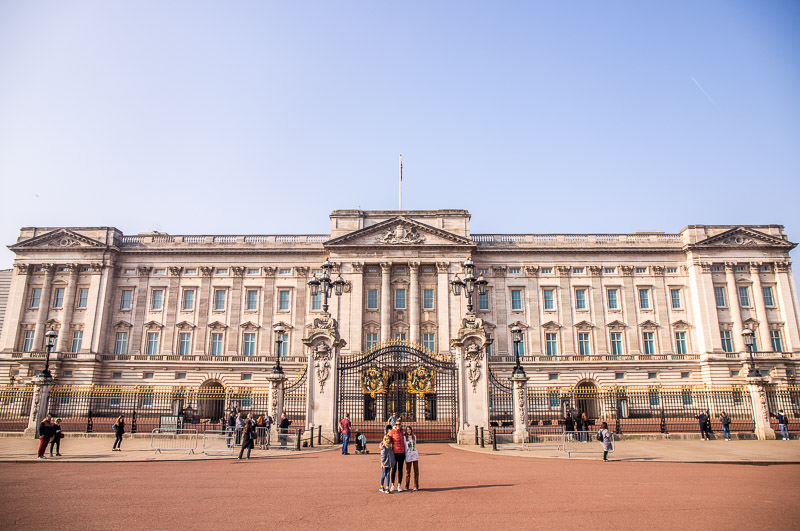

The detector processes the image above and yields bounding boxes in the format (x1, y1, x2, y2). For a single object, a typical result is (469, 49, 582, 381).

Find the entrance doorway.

(198, 381, 225, 422)
(574, 382, 600, 420)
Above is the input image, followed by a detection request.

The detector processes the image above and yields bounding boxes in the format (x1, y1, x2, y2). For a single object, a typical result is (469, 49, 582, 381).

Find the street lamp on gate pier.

(307, 258, 346, 314)
(741, 327, 759, 378)
(449, 257, 488, 314)
(40, 329, 58, 381)
(510, 322, 526, 378)
(273, 323, 286, 375)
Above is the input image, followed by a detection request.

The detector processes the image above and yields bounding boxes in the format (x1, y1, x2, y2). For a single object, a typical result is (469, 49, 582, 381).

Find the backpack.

(596, 431, 603, 442)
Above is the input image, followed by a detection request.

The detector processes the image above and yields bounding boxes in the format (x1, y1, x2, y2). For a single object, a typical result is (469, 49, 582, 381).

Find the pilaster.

(746, 376, 776, 440)
(511, 374, 529, 443)
(380, 263, 391, 342)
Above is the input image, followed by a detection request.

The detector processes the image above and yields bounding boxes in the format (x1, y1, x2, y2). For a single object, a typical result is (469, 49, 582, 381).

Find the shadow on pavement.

(422, 484, 514, 492)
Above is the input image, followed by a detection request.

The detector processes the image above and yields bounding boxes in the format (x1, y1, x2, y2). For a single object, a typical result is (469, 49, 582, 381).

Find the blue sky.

(0, 1, 798, 281)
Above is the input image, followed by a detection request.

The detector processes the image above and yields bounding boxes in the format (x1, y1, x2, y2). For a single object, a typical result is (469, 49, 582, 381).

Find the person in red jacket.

(389, 418, 406, 492)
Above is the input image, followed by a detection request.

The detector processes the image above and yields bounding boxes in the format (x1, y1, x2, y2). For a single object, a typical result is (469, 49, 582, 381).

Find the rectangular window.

(573, 267, 584, 274)
(648, 372, 658, 379)
(216, 269, 228, 275)
(478, 291, 489, 310)
(543, 289, 555, 311)
(214, 290, 226, 311)
(540, 268, 552, 274)
(485, 333, 492, 356)
(151, 289, 163, 311)
(423, 289, 434, 310)
(638, 289, 650, 309)
(670, 289, 682, 309)
(115, 332, 128, 355)
(710, 265, 722, 272)
(549, 390, 560, 408)
(545, 333, 558, 356)
(735, 265, 746, 272)
(762, 286, 775, 307)
(738, 286, 750, 307)
(517, 339, 525, 356)
(395, 288, 406, 310)
(423, 333, 435, 352)
(367, 289, 378, 310)
(548, 373, 558, 381)
(615, 372, 624, 380)
(667, 267, 678, 274)
(241, 374, 252, 380)
(575, 289, 587, 310)
(70, 331, 83, 353)
(120, 289, 133, 310)
(636, 267, 647, 274)
(22, 331, 35, 352)
(311, 291, 322, 311)
(511, 290, 522, 311)
(365, 333, 378, 350)
(63, 370, 72, 377)
(681, 389, 693, 406)
(146, 332, 160, 355)
(675, 331, 687, 354)
(112, 372, 122, 379)
(610, 332, 623, 355)
(607, 289, 619, 310)
(179, 332, 192, 355)
(53, 287, 65, 308)
(30, 288, 42, 308)
(278, 290, 290, 311)
(247, 269, 259, 275)
(714, 286, 726, 308)
(210, 333, 223, 356)
(720, 330, 733, 353)
(643, 332, 655, 354)
(77, 288, 89, 308)
(770, 330, 783, 353)
(185, 268, 197, 275)
(182, 289, 195, 311)
(578, 332, 591, 355)
(681, 371, 690, 379)
(509, 268, 521, 274)
(731, 370, 740, 377)
(176, 373, 186, 379)
(243, 333, 256, 356)
(604, 268, 616, 274)
(245, 289, 258, 311)
(277, 333, 288, 356)
(395, 333, 407, 341)
(143, 372, 154, 379)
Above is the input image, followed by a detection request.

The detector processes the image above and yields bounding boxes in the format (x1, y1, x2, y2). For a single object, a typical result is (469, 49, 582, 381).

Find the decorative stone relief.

(557, 266, 571, 277)
(14, 263, 31, 274)
(313, 342, 332, 393)
(169, 266, 183, 277)
(137, 266, 152, 277)
(377, 223, 425, 244)
(263, 266, 277, 276)
(436, 262, 449, 274)
(200, 266, 213, 277)
(776, 261, 791, 273)
(524, 266, 539, 277)
(621, 265, 634, 276)
(351, 262, 364, 273)
(464, 342, 483, 392)
(231, 266, 245, 277)
(589, 266, 602, 276)
(700, 263, 712, 273)
(652, 265, 665, 275)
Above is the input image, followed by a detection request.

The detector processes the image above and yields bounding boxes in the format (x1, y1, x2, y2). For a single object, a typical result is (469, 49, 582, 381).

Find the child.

(379, 434, 396, 493)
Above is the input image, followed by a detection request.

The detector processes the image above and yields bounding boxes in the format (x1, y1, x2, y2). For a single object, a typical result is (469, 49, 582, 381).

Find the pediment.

(144, 320, 163, 330)
(639, 320, 658, 330)
(672, 319, 691, 330)
(693, 227, 795, 249)
(325, 216, 474, 248)
(240, 321, 260, 331)
(574, 320, 593, 331)
(541, 320, 561, 331)
(114, 320, 133, 330)
(10, 229, 106, 250)
(606, 320, 626, 329)
(175, 321, 195, 330)
(208, 321, 228, 331)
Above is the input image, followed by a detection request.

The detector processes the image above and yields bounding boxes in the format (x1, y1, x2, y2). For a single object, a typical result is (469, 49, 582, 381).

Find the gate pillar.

(746, 376, 776, 440)
(450, 314, 493, 444)
(24, 374, 54, 438)
(511, 374, 530, 443)
(302, 314, 347, 442)
(266, 373, 286, 426)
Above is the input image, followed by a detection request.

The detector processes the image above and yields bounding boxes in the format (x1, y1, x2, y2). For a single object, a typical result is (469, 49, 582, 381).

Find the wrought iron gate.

(284, 364, 308, 426)
(489, 370, 513, 427)
(337, 342, 458, 442)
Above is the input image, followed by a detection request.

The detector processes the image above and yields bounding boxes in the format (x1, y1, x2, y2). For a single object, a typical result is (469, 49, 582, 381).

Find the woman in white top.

(403, 426, 420, 491)
(598, 421, 613, 461)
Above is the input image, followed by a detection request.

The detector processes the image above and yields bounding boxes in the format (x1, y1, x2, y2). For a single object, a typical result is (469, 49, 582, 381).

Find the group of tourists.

(694, 410, 734, 441)
(227, 408, 293, 459)
(36, 414, 64, 458)
(563, 409, 592, 441)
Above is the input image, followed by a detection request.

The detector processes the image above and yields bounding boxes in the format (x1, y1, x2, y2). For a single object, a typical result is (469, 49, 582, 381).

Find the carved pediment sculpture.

(692, 227, 796, 249)
(9, 228, 106, 250)
(324, 216, 474, 248)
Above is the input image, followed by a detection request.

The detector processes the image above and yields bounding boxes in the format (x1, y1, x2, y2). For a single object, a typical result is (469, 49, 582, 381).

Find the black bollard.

(475, 425, 479, 445)
(480, 427, 485, 448)
(295, 429, 301, 451)
(492, 428, 498, 451)
(309, 426, 314, 448)
(318, 425, 322, 445)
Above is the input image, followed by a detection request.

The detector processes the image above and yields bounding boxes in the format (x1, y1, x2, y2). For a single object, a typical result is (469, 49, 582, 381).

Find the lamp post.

(742, 327, 759, 378)
(510, 322, 525, 377)
(307, 259, 346, 314)
(273, 323, 286, 375)
(449, 257, 488, 314)
(41, 329, 58, 381)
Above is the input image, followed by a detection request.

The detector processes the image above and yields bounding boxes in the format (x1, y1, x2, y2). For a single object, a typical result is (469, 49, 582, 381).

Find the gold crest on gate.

(360, 366, 388, 398)
(407, 366, 436, 395)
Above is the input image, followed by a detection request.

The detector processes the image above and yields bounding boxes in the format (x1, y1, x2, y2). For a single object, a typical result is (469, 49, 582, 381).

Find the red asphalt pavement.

(1, 444, 798, 530)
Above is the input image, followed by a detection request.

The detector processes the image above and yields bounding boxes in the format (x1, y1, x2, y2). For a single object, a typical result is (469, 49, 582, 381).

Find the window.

(540, 268, 552, 274)
(243, 333, 256, 356)
(395, 333, 407, 341)
(120, 289, 133, 310)
(179, 333, 191, 355)
(112, 372, 122, 379)
(710, 265, 722, 272)
(216, 268, 228, 275)
(759, 265, 770, 272)
(395, 267, 406, 274)
(543, 289, 555, 311)
(151, 289, 163, 311)
(423, 333, 435, 352)
(395, 288, 406, 310)
(573, 267, 584, 274)
(509, 268, 521, 274)
(548, 373, 558, 381)
(575, 289, 587, 310)
(681, 371, 690, 379)
(311, 291, 322, 311)
(423, 289, 434, 310)
(638, 289, 650, 309)
(610, 332, 623, 355)
(714, 286, 726, 308)
(278, 290, 290, 311)
(277, 333, 288, 356)
(615, 372, 624, 380)
(182, 289, 195, 310)
(210, 333, 223, 356)
(760, 369, 770, 378)
(762, 286, 775, 307)
(485, 333, 492, 356)
(720, 330, 733, 353)
(246, 289, 258, 311)
(70, 331, 83, 353)
(545, 333, 558, 356)
(53, 287, 65, 308)
(146, 332, 160, 355)
(77, 288, 89, 308)
(604, 268, 616, 274)
(670, 289, 682, 309)
(648, 371, 658, 379)
(516, 338, 525, 356)
(675, 331, 687, 354)
(738, 286, 750, 307)
(578, 332, 591, 355)
(367, 289, 378, 310)
(477, 269, 488, 275)
(22, 331, 35, 352)
(636, 267, 647, 274)
(63, 370, 72, 377)
(476, 290, 488, 310)
(247, 269, 259, 275)
(735, 265, 746, 272)
(511, 290, 522, 311)
(642, 332, 656, 354)
(549, 390, 560, 408)
(681, 388, 693, 406)
(185, 268, 197, 275)
(241, 374, 252, 380)
(730, 369, 740, 377)
(770, 330, 783, 352)
(667, 267, 678, 274)
(176, 373, 186, 379)
(607, 289, 619, 310)
(214, 290, 227, 311)
(279, 268, 291, 275)
(30, 288, 42, 308)
(115, 332, 128, 355)
(365, 333, 378, 350)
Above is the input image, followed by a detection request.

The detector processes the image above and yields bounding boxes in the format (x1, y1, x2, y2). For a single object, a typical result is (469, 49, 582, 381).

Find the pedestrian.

(597, 421, 613, 461)
(238, 414, 256, 459)
(389, 418, 406, 492)
(338, 412, 352, 455)
(564, 413, 575, 442)
(278, 412, 291, 447)
(379, 434, 395, 494)
(235, 412, 245, 445)
(771, 410, 791, 440)
(264, 413, 273, 447)
(388, 412, 397, 428)
(695, 410, 711, 440)
(581, 412, 590, 443)
(49, 417, 63, 456)
(112, 415, 125, 451)
(403, 426, 419, 491)
(256, 415, 266, 447)
(37, 414, 54, 459)
(719, 411, 732, 441)
(226, 409, 237, 448)
(575, 411, 585, 442)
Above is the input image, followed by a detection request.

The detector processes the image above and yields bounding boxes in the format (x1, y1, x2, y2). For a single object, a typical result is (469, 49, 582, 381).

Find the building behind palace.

(1, 209, 798, 394)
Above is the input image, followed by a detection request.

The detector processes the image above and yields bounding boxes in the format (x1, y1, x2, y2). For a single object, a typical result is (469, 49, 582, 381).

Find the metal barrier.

(523, 425, 565, 451)
(255, 426, 272, 449)
(562, 430, 614, 458)
(202, 430, 235, 455)
(150, 428, 198, 454)
(272, 429, 299, 450)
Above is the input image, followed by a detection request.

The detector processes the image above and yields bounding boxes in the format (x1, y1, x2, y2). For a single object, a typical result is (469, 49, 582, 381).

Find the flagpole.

(399, 153, 403, 211)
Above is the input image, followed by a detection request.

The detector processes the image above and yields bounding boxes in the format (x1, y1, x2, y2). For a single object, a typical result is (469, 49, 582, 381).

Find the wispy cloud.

(691, 76, 717, 107)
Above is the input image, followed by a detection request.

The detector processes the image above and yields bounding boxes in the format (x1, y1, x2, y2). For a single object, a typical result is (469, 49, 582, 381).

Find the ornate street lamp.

(308, 258, 346, 314)
(450, 257, 488, 313)
(273, 323, 286, 375)
(510, 322, 525, 377)
(741, 327, 759, 378)
(41, 329, 58, 381)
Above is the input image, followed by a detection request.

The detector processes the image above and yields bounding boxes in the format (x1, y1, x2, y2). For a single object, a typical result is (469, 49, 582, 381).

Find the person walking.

(338, 412, 352, 455)
(379, 434, 396, 493)
(278, 412, 291, 447)
(575, 412, 585, 443)
(256, 415, 266, 448)
(564, 413, 575, 443)
(403, 426, 420, 491)
(695, 410, 711, 440)
(389, 419, 406, 492)
(49, 418, 63, 456)
(37, 414, 54, 459)
(112, 415, 125, 451)
(719, 412, 732, 441)
(238, 414, 256, 459)
(598, 422, 613, 461)
(771, 410, 791, 440)
(264, 413, 273, 447)
(235, 412, 245, 445)
(226, 409, 237, 448)
(581, 412, 590, 443)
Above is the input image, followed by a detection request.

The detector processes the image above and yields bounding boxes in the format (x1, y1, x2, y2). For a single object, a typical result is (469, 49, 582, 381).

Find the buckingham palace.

(1, 209, 798, 441)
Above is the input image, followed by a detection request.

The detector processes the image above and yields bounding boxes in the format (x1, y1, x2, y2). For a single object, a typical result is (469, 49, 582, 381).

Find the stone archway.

(198, 380, 225, 421)
(574, 380, 600, 420)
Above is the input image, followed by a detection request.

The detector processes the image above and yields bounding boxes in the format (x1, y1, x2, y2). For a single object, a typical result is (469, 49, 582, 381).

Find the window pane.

(23, 331, 35, 352)
(738, 287, 750, 307)
(770, 330, 783, 352)
(423, 333, 435, 352)
(675, 331, 687, 354)
(214, 290, 227, 311)
(147, 332, 160, 355)
(638, 289, 650, 309)
(151, 290, 163, 310)
(211, 333, 223, 355)
(575, 289, 586, 310)
(478, 291, 489, 310)
(77, 288, 89, 308)
(54, 288, 65, 308)
(762, 287, 774, 306)
(115, 332, 128, 355)
(367, 289, 378, 310)
(30, 288, 42, 308)
(714, 287, 726, 307)
(279, 290, 290, 311)
(543, 290, 554, 310)
(511, 290, 522, 310)
(182, 289, 195, 310)
(423, 289, 434, 310)
(243, 333, 256, 356)
(670, 289, 681, 309)
(71, 331, 83, 353)
(121, 289, 133, 310)
(247, 290, 258, 311)
(179, 333, 191, 355)
(607, 289, 618, 310)
(395, 289, 406, 309)
(311, 292, 322, 310)
(720, 330, 733, 353)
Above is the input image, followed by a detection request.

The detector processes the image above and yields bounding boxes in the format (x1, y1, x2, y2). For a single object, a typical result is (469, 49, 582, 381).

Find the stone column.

(59, 264, 80, 350)
(621, 266, 640, 353)
(24, 376, 53, 437)
(774, 262, 799, 352)
(511, 373, 529, 443)
(653, 266, 671, 351)
(161, 267, 183, 355)
(194, 267, 213, 354)
(1, 263, 31, 352)
(525, 267, 541, 354)
(450, 321, 492, 444)
(259, 267, 276, 354)
(409, 262, 420, 344)
(687, 262, 721, 354)
(86, 263, 110, 353)
(348, 263, 364, 353)
(436, 262, 451, 354)
(589, 266, 606, 353)
(32, 265, 55, 350)
(746, 376, 776, 440)
(749, 263, 772, 352)
(557, 266, 575, 354)
(129, 266, 151, 355)
(725, 263, 745, 352)
(227, 267, 245, 354)
(380, 263, 391, 342)
(303, 324, 346, 441)
(266, 372, 286, 428)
